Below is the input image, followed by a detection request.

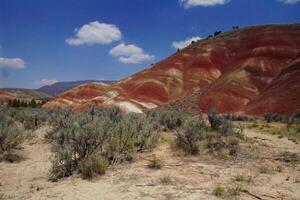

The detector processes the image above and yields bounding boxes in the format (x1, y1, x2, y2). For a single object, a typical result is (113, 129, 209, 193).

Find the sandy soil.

(0, 127, 299, 200)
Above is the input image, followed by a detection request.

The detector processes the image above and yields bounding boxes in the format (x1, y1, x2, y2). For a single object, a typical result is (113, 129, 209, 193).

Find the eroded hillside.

(43, 24, 300, 115)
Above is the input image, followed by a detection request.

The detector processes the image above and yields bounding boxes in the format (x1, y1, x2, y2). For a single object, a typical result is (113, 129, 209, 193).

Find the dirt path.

(0, 128, 299, 200)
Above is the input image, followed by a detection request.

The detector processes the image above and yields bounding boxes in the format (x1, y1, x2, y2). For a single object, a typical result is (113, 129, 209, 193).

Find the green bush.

(175, 118, 205, 154)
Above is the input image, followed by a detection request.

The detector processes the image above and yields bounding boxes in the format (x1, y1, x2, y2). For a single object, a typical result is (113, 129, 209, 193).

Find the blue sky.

(0, 0, 299, 89)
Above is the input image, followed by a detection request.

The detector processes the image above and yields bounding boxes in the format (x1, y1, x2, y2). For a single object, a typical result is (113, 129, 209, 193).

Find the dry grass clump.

(159, 175, 171, 185)
(147, 156, 162, 169)
(213, 186, 246, 197)
(78, 155, 108, 179)
(233, 174, 253, 183)
(258, 165, 272, 174)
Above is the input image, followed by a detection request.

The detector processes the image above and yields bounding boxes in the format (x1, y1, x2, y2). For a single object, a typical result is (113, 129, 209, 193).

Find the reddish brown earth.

(0, 91, 14, 105)
(44, 24, 300, 115)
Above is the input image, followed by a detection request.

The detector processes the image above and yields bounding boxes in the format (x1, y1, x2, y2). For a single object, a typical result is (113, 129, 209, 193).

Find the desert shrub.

(264, 113, 289, 123)
(208, 110, 222, 130)
(49, 109, 160, 181)
(205, 133, 239, 156)
(0, 107, 48, 130)
(107, 119, 137, 164)
(98, 106, 123, 122)
(46, 109, 73, 141)
(145, 109, 162, 125)
(174, 118, 205, 154)
(159, 110, 183, 130)
(49, 113, 111, 181)
(226, 136, 239, 156)
(0, 116, 24, 155)
(223, 113, 256, 121)
(130, 114, 160, 152)
(208, 111, 234, 134)
(205, 132, 227, 152)
(292, 109, 300, 122)
(78, 155, 108, 179)
(49, 146, 74, 181)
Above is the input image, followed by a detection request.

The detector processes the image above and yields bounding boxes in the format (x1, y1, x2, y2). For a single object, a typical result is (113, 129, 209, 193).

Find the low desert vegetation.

(173, 112, 242, 157)
(1, 106, 299, 187)
(147, 156, 162, 169)
(159, 175, 171, 185)
(213, 186, 246, 197)
(0, 113, 25, 162)
(233, 174, 253, 183)
(258, 165, 272, 174)
(48, 107, 161, 181)
(174, 118, 205, 155)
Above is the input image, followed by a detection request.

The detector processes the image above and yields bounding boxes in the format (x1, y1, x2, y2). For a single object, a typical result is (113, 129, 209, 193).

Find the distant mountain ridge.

(37, 80, 115, 96)
(0, 88, 52, 105)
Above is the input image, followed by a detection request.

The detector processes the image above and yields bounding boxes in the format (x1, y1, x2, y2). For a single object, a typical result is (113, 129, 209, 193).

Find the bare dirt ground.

(0, 127, 299, 200)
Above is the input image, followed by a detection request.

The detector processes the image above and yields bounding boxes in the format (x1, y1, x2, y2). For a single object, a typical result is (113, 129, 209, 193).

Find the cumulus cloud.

(179, 0, 230, 8)
(109, 43, 154, 64)
(0, 57, 25, 69)
(172, 36, 202, 49)
(35, 79, 58, 86)
(277, 0, 300, 4)
(66, 21, 122, 45)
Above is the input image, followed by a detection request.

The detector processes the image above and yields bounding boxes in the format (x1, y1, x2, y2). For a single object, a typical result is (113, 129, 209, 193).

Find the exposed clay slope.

(245, 58, 300, 115)
(43, 82, 112, 109)
(44, 24, 300, 115)
(0, 91, 14, 105)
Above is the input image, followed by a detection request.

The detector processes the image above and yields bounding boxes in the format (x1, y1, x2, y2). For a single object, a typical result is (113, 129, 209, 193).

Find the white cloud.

(0, 57, 25, 69)
(66, 21, 122, 45)
(35, 79, 58, 86)
(179, 0, 230, 8)
(109, 43, 154, 64)
(172, 36, 202, 49)
(277, 0, 300, 4)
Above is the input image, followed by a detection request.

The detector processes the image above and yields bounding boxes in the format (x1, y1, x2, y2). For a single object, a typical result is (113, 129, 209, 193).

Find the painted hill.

(43, 82, 112, 109)
(43, 24, 300, 115)
(37, 80, 115, 96)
